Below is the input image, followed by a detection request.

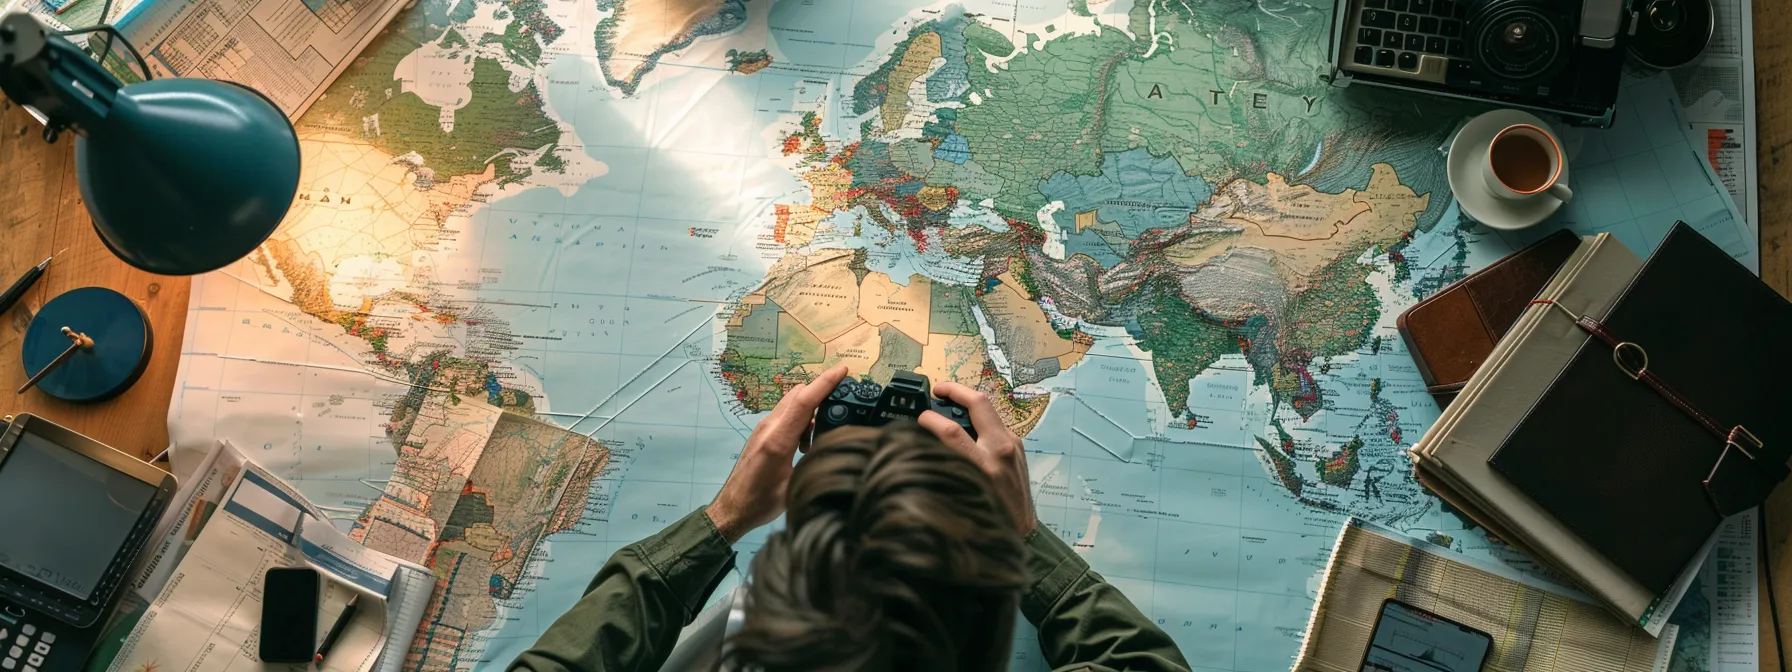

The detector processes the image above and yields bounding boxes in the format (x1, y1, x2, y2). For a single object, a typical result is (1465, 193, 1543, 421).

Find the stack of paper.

(102, 441, 434, 672)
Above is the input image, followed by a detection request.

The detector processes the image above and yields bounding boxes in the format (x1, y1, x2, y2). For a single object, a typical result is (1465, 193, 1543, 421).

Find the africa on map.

(166, 0, 1742, 669)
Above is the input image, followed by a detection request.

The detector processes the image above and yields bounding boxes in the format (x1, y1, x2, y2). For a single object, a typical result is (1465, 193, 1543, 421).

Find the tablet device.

(1360, 598, 1492, 672)
(0, 414, 176, 672)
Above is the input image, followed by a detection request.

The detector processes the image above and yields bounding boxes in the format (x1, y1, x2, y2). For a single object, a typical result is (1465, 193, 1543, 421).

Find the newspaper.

(0, 0, 403, 117)
(1703, 509, 1762, 670)
(1296, 518, 1679, 672)
(104, 442, 435, 672)
(123, 439, 252, 604)
(101, 0, 408, 116)
(1669, 0, 1758, 265)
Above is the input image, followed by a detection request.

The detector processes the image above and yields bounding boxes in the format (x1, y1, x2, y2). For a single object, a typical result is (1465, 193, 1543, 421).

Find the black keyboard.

(1348, 0, 1467, 78)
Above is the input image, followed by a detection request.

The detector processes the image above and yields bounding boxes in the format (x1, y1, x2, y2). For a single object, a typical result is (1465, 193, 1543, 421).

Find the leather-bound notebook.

(1489, 223, 1792, 596)
(1398, 230, 1580, 407)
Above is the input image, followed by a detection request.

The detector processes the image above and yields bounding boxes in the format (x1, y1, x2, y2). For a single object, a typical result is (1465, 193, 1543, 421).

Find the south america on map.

(167, 0, 1757, 669)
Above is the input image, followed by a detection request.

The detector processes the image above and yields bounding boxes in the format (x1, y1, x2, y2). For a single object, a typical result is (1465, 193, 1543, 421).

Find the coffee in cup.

(1482, 124, 1573, 203)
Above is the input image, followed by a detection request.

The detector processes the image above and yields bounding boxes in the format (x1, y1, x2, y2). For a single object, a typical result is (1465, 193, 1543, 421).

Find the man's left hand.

(707, 365, 849, 543)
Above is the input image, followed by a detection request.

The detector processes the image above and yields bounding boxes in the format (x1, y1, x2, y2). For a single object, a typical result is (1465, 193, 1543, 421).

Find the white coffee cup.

(1482, 123, 1573, 203)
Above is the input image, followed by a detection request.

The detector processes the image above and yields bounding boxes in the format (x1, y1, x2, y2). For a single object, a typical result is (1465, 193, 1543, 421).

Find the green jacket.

(508, 506, 1191, 672)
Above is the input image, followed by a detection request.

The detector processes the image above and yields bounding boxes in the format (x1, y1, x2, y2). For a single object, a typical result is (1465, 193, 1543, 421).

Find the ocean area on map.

(436, 20, 828, 658)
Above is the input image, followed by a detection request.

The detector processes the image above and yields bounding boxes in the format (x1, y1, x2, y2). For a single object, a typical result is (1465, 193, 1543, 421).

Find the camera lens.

(1472, 3, 1564, 80)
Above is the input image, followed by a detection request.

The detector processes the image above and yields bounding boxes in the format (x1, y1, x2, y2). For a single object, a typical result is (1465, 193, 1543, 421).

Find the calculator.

(0, 415, 176, 672)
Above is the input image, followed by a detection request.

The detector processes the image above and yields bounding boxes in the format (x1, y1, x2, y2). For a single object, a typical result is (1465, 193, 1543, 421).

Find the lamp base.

(22, 287, 152, 403)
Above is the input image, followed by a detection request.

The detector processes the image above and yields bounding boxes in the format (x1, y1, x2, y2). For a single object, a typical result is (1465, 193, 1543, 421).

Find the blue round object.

(22, 287, 153, 403)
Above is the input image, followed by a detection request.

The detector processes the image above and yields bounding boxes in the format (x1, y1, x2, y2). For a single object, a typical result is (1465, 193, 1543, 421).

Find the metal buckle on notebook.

(1611, 342, 1649, 380)
(1726, 425, 1761, 461)
(1705, 426, 1767, 516)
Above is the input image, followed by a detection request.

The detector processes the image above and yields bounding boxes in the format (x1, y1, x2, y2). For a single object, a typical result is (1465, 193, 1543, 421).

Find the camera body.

(812, 371, 978, 441)
(1329, 0, 1629, 125)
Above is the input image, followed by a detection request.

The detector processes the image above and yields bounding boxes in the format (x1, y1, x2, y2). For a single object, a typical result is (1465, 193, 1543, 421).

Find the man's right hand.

(709, 365, 849, 544)
(918, 382, 1037, 535)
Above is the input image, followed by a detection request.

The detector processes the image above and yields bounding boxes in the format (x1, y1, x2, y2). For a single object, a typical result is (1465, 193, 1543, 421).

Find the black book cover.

(1488, 223, 1792, 595)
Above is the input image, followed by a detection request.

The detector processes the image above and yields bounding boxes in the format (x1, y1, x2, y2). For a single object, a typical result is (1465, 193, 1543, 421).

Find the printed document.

(106, 447, 434, 672)
(104, 0, 408, 116)
(1671, 0, 1758, 242)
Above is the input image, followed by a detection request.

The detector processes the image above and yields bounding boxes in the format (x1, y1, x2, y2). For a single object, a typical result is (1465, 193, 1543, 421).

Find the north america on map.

(165, 0, 1734, 669)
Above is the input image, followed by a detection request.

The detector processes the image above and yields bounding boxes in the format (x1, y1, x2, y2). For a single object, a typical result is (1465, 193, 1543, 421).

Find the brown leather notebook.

(1397, 230, 1580, 407)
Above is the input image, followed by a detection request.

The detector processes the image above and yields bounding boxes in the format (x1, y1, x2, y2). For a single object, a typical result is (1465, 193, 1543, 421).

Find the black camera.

(1329, 0, 1629, 125)
(811, 370, 978, 441)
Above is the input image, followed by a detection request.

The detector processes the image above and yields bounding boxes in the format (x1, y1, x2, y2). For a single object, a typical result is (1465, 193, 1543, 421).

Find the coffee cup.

(1482, 123, 1573, 203)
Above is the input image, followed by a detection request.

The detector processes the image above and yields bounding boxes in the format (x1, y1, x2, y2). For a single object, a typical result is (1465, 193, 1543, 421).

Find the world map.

(165, 0, 1755, 670)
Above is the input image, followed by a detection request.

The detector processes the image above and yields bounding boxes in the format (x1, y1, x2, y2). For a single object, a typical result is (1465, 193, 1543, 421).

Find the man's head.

(725, 423, 1028, 672)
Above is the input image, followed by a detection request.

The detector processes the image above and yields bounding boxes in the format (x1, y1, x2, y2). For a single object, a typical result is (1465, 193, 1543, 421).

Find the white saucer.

(1447, 109, 1571, 231)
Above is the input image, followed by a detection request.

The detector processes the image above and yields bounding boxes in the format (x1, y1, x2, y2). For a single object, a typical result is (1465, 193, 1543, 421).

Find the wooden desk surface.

(0, 98, 187, 461)
(4, 3, 1792, 665)
(1754, 4, 1792, 670)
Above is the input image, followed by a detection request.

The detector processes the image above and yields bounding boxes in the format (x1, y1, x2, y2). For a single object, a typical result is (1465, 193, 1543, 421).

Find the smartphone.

(260, 567, 321, 663)
(1360, 599, 1492, 672)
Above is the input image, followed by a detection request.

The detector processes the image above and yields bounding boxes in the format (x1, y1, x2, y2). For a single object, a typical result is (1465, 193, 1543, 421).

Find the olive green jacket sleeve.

(1022, 527, 1192, 672)
(506, 509, 1187, 672)
(507, 506, 736, 672)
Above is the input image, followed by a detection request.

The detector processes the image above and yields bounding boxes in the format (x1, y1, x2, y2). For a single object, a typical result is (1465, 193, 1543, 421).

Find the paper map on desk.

(1672, 0, 1759, 244)
(164, 0, 1759, 669)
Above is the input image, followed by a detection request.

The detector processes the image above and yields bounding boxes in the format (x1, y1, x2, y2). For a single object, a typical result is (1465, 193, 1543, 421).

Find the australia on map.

(166, 0, 1751, 669)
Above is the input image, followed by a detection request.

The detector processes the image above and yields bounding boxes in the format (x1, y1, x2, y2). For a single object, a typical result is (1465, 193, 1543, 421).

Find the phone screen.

(1360, 599, 1492, 672)
(259, 567, 320, 663)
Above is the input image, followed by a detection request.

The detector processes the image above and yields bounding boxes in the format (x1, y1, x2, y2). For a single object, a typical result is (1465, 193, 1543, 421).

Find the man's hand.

(708, 365, 849, 544)
(917, 382, 1037, 535)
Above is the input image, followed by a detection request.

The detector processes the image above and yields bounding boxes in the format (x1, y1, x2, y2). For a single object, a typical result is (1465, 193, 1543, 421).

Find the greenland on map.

(166, 0, 1752, 669)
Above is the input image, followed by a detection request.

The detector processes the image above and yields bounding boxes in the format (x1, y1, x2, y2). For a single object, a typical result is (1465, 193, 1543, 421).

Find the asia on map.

(166, 0, 1760, 669)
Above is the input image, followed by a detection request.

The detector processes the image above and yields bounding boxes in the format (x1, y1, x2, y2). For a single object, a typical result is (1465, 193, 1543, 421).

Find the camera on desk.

(1329, 0, 1628, 126)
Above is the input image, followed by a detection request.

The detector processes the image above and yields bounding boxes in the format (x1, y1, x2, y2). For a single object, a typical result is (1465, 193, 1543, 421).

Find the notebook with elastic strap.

(1487, 222, 1792, 595)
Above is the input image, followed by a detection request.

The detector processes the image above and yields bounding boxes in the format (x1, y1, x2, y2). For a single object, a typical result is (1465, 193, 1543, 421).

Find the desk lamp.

(0, 12, 298, 401)
(0, 11, 299, 276)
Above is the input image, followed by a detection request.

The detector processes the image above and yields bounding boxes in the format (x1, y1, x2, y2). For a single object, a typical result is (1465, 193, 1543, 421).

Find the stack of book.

(1405, 223, 1792, 633)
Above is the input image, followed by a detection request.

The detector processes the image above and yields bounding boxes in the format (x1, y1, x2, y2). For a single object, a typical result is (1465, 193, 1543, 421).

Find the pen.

(314, 594, 358, 663)
(0, 256, 51, 317)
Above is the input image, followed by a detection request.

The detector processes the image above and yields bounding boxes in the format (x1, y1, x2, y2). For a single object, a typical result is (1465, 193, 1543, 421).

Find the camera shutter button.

(825, 405, 851, 423)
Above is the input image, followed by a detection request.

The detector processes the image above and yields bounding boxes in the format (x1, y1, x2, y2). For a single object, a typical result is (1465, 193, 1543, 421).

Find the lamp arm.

(53, 25, 154, 86)
(0, 12, 125, 141)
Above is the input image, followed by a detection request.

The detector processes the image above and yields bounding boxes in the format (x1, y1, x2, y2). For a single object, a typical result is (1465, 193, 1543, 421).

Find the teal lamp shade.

(0, 12, 299, 275)
(77, 80, 300, 275)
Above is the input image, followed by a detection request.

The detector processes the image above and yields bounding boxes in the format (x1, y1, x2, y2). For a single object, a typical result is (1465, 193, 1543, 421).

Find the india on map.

(165, 0, 1749, 669)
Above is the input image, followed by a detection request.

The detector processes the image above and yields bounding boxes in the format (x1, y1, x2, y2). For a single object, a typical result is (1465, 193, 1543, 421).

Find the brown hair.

(725, 422, 1029, 671)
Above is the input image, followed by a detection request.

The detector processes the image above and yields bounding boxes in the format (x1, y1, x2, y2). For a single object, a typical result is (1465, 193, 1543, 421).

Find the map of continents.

(165, 0, 1722, 669)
